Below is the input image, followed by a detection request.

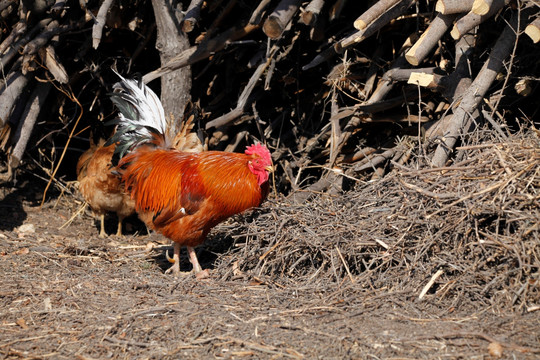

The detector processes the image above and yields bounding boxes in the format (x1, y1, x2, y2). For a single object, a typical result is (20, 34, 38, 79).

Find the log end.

(524, 23, 540, 43)
(471, 0, 489, 16)
(450, 26, 461, 40)
(404, 52, 420, 66)
(182, 19, 196, 33)
(353, 18, 367, 31)
(263, 16, 284, 39)
(435, 0, 445, 14)
(300, 11, 315, 26)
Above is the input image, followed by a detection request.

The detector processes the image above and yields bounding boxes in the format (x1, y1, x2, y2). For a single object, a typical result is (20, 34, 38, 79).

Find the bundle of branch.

(0, 0, 538, 201)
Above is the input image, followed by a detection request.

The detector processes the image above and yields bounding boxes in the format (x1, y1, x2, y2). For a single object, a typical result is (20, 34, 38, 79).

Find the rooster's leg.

(187, 246, 210, 279)
(116, 216, 123, 237)
(165, 242, 181, 275)
(99, 214, 106, 238)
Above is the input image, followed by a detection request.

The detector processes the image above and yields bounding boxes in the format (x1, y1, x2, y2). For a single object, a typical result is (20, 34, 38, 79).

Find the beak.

(265, 165, 275, 173)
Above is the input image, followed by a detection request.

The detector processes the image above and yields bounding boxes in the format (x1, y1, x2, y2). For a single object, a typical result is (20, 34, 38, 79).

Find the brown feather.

(120, 148, 268, 247)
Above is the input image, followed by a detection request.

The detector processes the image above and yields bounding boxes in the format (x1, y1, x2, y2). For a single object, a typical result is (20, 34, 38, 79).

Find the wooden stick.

(9, 82, 52, 169)
(418, 269, 444, 300)
(337, 0, 415, 51)
(450, 0, 510, 39)
(432, 10, 523, 167)
(92, 0, 114, 49)
(182, 0, 204, 33)
(435, 0, 474, 14)
(143, 23, 259, 83)
(525, 17, 540, 43)
(405, 13, 458, 66)
(300, 0, 324, 26)
(263, 0, 302, 39)
(354, 0, 401, 30)
(0, 70, 30, 127)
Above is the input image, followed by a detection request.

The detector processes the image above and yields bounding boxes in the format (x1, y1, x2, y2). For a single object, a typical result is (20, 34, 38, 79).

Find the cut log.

(432, 10, 524, 166)
(337, 0, 415, 51)
(450, 0, 509, 40)
(525, 17, 540, 43)
(354, 0, 401, 30)
(435, 0, 474, 14)
(405, 13, 458, 66)
(263, 0, 302, 39)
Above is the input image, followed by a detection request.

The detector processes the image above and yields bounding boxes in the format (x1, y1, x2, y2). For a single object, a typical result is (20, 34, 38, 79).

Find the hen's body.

(77, 141, 135, 237)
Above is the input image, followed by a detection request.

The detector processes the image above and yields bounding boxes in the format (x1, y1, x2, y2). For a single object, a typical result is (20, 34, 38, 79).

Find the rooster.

(76, 138, 135, 237)
(108, 74, 273, 277)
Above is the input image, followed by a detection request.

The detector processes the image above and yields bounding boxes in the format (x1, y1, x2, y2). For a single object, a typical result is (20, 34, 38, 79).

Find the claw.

(165, 248, 175, 263)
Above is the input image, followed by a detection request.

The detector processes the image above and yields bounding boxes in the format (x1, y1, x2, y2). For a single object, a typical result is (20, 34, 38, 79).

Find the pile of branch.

(214, 126, 540, 311)
(0, 0, 538, 199)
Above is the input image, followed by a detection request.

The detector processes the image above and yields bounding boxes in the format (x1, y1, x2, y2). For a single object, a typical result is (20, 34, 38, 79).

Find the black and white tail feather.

(106, 71, 169, 163)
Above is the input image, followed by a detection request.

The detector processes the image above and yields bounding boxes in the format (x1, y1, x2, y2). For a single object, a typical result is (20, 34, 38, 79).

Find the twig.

(335, 246, 355, 283)
(418, 269, 444, 300)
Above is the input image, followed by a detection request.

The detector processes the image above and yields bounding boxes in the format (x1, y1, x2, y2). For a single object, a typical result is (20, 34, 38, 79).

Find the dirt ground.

(1, 130, 540, 359)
